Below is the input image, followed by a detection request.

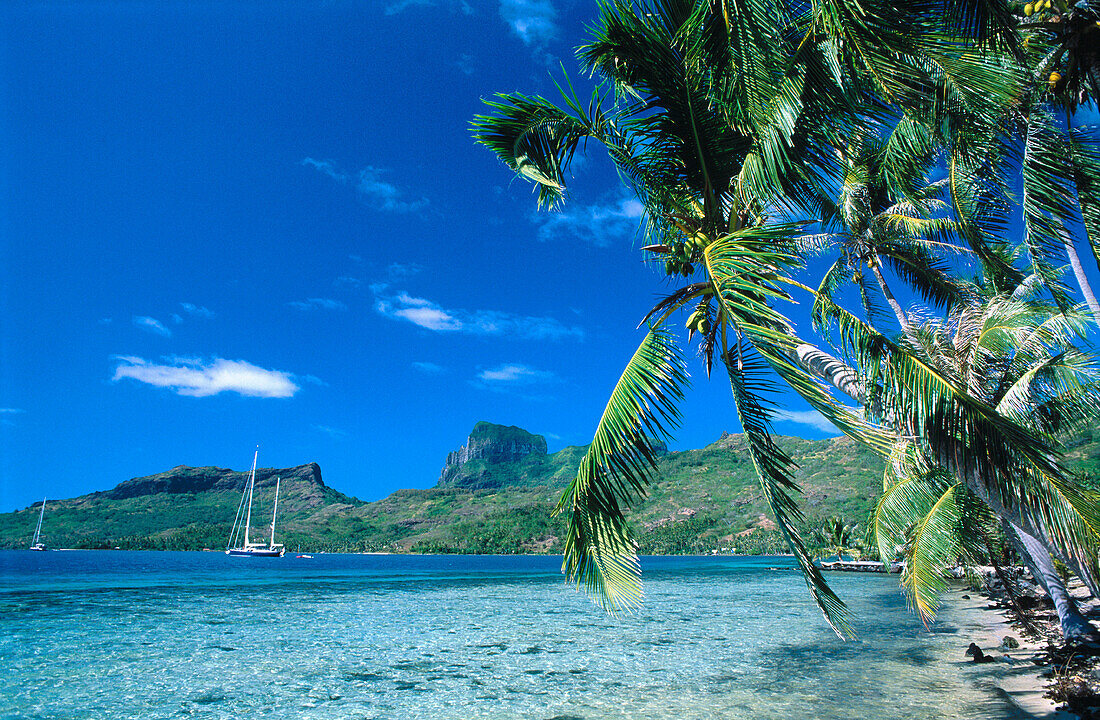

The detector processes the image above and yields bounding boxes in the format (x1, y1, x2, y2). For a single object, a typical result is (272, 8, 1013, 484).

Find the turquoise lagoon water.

(0, 552, 1019, 719)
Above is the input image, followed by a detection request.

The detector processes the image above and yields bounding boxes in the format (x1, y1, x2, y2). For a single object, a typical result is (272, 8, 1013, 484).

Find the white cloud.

(0, 408, 23, 427)
(288, 297, 348, 312)
(171, 313, 184, 324)
(180, 303, 214, 319)
(373, 287, 584, 340)
(302, 158, 428, 213)
(382, 299, 463, 331)
(412, 361, 446, 374)
(0, 408, 24, 414)
(473, 364, 558, 396)
(112, 357, 300, 398)
(356, 167, 429, 213)
(537, 196, 644, 246)
(312, 424, 348, 438)
(301, 157, 348, 183)
(772, 409, 841, 434)
(133, 316, 171, 337)
(335, 275, 362, 289)
(499, 0, 557, 45)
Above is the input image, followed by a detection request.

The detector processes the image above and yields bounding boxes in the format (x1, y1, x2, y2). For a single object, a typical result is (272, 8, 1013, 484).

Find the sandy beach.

(938, 580, 1100, 720)
(941, 589, 1072, 719)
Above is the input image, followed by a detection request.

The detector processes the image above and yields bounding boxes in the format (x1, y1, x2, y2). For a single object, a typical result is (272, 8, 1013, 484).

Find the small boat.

(296, 554, 313, 559)
(225, 449, 285, 558)
(29, 497, 47, 551)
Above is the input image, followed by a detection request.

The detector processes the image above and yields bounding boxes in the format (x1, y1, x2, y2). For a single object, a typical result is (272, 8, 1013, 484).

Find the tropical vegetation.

(473, 0, 1100, 640)
(0, 427, 888, 554)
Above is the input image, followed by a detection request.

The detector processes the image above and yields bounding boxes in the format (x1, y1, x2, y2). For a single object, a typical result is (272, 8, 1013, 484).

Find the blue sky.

(2, 0, 880, 513)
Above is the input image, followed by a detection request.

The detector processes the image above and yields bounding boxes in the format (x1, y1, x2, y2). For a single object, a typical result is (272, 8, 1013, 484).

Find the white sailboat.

(29, 497, 47, 551)
(226, 449, 285, 557)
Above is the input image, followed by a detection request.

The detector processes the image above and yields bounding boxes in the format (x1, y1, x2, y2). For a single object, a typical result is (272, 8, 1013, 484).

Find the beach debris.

(1002, 636, 1021, 649)
(966, 643, 997, 663)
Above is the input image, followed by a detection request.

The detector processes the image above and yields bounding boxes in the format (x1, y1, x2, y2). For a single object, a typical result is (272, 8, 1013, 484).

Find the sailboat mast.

(32, 498, 45, 546)
(269, 476, 280, 549)
(243, 448, 257, 547)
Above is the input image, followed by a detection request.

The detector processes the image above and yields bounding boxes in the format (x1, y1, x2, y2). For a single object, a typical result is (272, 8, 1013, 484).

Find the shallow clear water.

(0, 552, 1018, 719)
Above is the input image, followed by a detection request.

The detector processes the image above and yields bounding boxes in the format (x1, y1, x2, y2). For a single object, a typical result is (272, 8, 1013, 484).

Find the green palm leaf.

(724, 346, 855, 638)
(556, 325, 689, 612)
(902, 481, 963, 623)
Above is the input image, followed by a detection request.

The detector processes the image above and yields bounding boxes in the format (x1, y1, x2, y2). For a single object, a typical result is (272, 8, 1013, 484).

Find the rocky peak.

(103, 462, 324, 501)
(438, 422, 547, 487)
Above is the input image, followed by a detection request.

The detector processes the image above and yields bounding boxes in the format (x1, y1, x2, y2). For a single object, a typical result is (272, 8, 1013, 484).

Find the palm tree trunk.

(787, 339, 1100, 639)
(1007, 521, 1100, 640)
(1060, 224, 1100, 327)
(869, 256, 909, 331)
(791, 343, 867, 404)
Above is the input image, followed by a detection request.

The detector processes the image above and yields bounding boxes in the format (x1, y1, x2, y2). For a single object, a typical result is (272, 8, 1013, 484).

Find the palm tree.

(475, 0, 890, 638)
(863, 284, 1100, 638)
(473, 0, 1100, 640)
(805, 132, 963, 333)
(814, 516, 863, 562)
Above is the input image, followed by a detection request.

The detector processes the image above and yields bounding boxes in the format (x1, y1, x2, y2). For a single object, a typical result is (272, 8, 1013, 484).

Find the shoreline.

(945, 577, 1100, 719)
(943, 587, 1076, 719)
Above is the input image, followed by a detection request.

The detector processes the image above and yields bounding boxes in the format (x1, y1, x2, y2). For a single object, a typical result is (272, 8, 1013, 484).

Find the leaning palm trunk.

(1061, 225, 1100, 327)
(1006, 521, 1099, 640)
(788, 337, 1100, 639)
(869, 258, 910, 332)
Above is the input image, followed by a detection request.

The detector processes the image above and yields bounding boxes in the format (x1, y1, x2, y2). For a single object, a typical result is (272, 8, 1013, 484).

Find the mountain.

(0, 421, 898, 554)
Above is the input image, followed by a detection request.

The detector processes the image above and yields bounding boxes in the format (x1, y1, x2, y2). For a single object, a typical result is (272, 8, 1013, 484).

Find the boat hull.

(225, 547, 285, 557)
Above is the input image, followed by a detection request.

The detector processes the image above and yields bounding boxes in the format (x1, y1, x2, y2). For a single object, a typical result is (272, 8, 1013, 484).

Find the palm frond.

(903, 481, 963, 623)
(557, 324, 690, 612)
(724, 345, 855, 638)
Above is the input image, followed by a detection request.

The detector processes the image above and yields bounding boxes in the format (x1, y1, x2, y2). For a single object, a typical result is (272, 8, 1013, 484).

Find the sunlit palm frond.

(557, 325, 689, 612)
(724, 346, 855, 638)
(903, 481, 963, 623)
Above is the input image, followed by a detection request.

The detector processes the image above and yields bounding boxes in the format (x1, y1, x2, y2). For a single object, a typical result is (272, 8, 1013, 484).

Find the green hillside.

(0, 423, 892, 554)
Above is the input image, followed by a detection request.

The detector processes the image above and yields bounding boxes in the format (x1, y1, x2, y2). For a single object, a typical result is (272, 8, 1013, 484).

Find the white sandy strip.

(940, 588, 1076, 719)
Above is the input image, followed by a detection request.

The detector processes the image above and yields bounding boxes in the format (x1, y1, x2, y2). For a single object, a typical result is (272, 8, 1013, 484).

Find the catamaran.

(225, 449, 285, 557)
(29, 497, 47, 551)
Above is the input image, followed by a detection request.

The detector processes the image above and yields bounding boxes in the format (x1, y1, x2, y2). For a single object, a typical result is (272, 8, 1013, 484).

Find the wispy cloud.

(356, 167, 429, 213)
(180, 303, 214, 319)
(373, 287, 584, 340)
(772, 409, 841, 435)
(112, 357, 301, 398)
(385, 0, 473, 15)
(477, 364, 555, 383)
(387, 262, 423, 279)
(499, 0, 557, 46)
(133, 316, 171, 337)
(473, 363, 558, 396)
(312, 424, 348, 438)
(288, 297, 348, 312)
(302, 158, 428, 213)
(457, 53, 476, 75)
(536, 196, 644, 246)
(301, 157, 348, 183)
(412, 361, 447, 374)
(0, 408, 23, 427)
